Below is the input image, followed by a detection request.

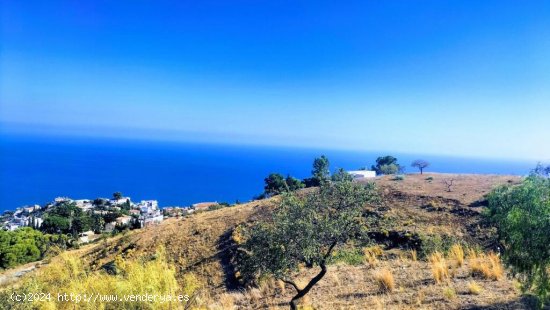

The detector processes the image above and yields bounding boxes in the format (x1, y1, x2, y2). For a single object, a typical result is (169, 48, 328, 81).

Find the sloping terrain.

(3, 173, 533, 309)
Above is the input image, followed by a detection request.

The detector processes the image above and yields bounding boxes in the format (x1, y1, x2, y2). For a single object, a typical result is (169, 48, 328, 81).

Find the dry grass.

(470, 252, 504, 281)
(3, 174, 528, 309)
(363, 245, 383, 267)
(448, 244, 464, 267)
(468, 281, 483, 295)
(442, 286, 457, 300)
(409, 250, 417, 262)
(429, 252, 449, 284)
(374, 268, 395, 293)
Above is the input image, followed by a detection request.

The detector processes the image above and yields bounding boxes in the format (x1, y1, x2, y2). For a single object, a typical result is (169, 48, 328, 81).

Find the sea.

(0, 133, 537, 212)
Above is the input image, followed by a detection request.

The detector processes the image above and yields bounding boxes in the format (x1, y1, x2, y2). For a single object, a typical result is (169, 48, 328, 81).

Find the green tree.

(264, 173, 288, 196)
(379, 164, 399, 175)
(371, 155, 401, 175)
(263, 174, 305, 197)
(71, 216, 91, 236)
(91, 214, 106, 233)
(285, 175, 305, 191)
(312, 155, 330, 184)
(239, 181, 378, 309)
(486, 174, 550, 307)
(113, 192, 123, 200)
(0, 228, 47, 269)
(41, 215, 71, 234)
(331, 168, 353, 182)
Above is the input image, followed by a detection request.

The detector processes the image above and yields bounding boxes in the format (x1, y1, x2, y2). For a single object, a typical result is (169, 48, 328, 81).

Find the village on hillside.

(0, 194, 223, 243)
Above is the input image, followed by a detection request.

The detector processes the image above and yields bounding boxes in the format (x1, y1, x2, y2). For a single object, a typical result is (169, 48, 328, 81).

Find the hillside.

(2, 173, 535, 309)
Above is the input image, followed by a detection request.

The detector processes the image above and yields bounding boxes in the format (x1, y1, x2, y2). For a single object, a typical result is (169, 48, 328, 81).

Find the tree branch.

(280, 278, 300, 293)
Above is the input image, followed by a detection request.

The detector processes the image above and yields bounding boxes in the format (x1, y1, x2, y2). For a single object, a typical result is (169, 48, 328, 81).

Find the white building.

(138, 200, 158, 214)
(347, 170, 377, 180)
(74, 200, 94, 211)
(110, 197, 131, 206)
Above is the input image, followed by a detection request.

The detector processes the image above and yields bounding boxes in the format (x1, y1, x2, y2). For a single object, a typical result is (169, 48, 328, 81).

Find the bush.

(330, 248, 364, 266)
(486, 174, 550, 305)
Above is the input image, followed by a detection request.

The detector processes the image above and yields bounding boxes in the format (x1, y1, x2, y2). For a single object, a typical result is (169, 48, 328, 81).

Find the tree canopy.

(263, 173, 305, 197)
(371, 155, 401, 175)
(239, 181, 378, 309)
(411, 159, 430, 174)
(0, 228, 69, 269)
(312, 155, 330, 183)
(486, 173, 550, 306)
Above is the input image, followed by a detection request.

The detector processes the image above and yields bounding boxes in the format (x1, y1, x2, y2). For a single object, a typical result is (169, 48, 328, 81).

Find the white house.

(138, 200, 158, 214)
(74, 200, 93, 211)
(347, 170, 377, 180)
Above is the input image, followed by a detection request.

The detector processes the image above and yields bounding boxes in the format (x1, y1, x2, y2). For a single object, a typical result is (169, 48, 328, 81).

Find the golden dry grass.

(468, 281, 483, 295)
(448, 244, 465, 267)
(374, 268, 395, 293)
(363, 245, 384, 267)
(429, 252, 449, 284)
(470, 252, 504, 281)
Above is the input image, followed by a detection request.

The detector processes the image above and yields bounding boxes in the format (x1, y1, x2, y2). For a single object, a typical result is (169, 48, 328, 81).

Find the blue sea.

(0, 134, 536, 212)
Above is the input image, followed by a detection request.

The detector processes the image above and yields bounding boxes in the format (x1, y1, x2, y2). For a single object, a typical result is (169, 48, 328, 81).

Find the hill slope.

(3, 173, 534, 309)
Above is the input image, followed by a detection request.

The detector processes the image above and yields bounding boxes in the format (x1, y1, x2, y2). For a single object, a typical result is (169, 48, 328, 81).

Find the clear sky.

(1, 1, 549, 160)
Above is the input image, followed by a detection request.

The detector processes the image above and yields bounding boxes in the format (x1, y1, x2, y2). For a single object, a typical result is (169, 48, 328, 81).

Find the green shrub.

(329, 248, 364, 265)
(486, 174, 550, 307)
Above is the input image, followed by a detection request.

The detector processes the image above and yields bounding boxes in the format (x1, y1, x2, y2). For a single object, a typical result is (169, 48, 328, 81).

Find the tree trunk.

(289, 264, 327, 310)
(420, 167, 423, 174)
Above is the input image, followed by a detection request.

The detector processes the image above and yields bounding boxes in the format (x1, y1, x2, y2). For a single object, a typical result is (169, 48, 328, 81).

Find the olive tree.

(239, 181, 377, 309)
(486, 174, 550, 306)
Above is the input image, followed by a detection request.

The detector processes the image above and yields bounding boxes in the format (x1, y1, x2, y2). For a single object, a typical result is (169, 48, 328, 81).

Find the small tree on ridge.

(411, 159, 430, 174)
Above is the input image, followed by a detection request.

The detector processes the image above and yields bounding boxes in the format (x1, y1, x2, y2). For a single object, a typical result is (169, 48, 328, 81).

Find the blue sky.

(1, 0, 549, 160)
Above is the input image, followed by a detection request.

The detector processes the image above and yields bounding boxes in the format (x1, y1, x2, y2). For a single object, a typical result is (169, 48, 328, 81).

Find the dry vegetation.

(1, 173, 535, 309)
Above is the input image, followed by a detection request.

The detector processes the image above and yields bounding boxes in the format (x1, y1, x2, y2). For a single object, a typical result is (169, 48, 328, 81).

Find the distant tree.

(264, 173, 288, 196)
(239, 181, 378, 309)
(103, 211, 123, 224)
(93, 198, 106, 207)
(532, 163, 550, 178)
(113, 192, 123, 200)
(285, 175, 305, 191)
(380, 164, 399, 175)
(302, 177, 320, 188)
(486, 173, 550, 306)
(411, 159, 430, 174)
(312, 155, 330, 184)
(71, 216, 91, 236)
(371, 156, 401, 175)
(91, 214, 105, 234)
(331, 168, 353, 182)
(263, 173, 305, 197)
(444, 179, 454, 192)
(41, 215, 71, 234)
